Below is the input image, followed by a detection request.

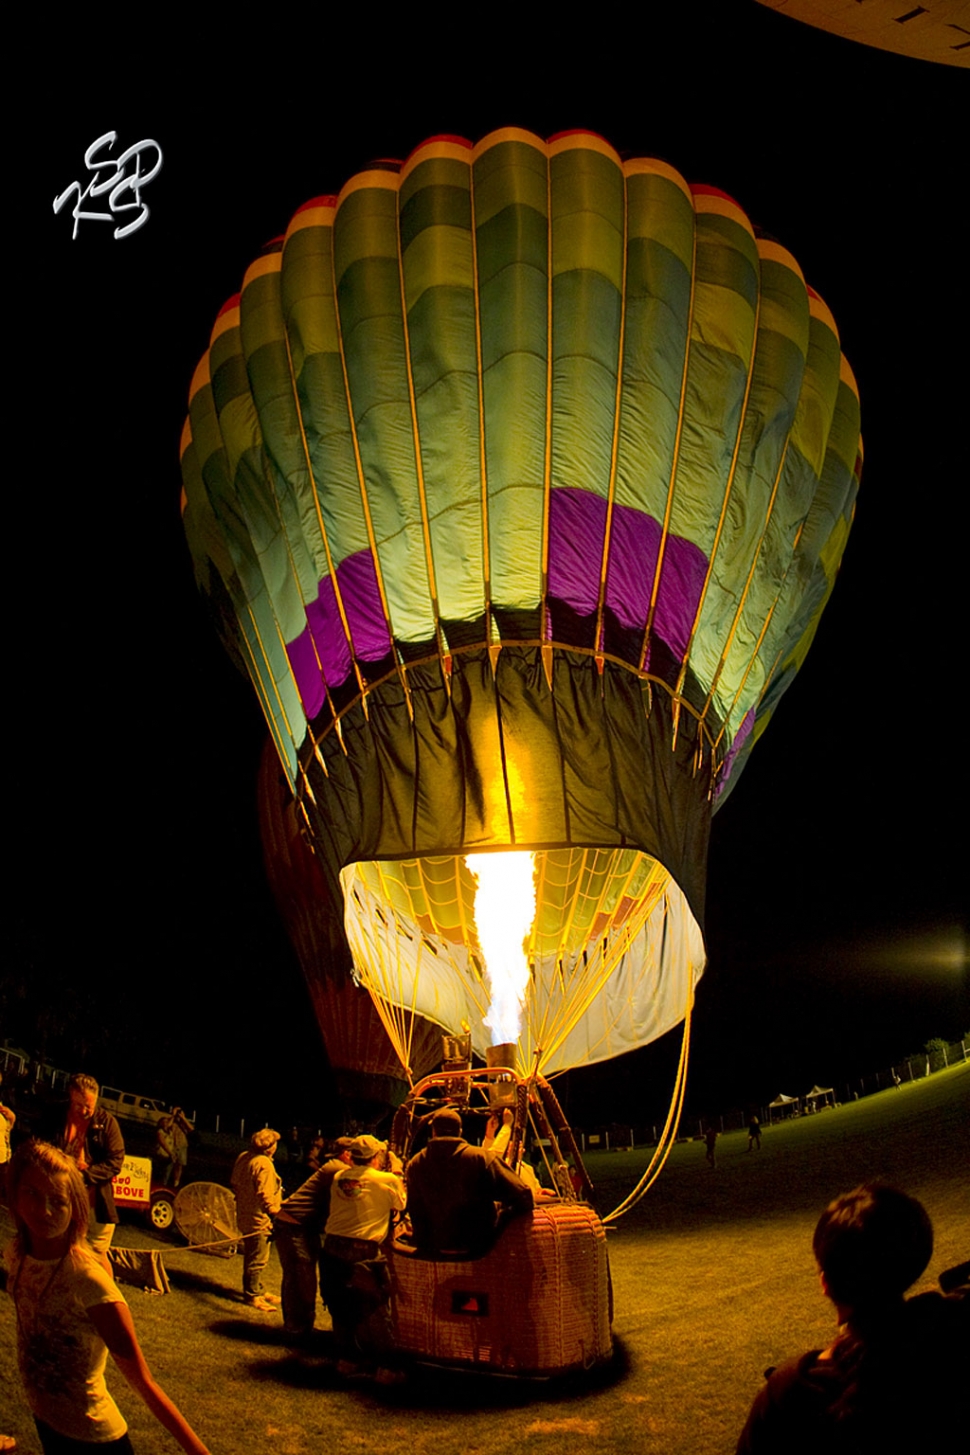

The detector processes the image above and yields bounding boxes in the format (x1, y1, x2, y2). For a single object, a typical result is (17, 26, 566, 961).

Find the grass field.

(2, 1064, 968, 1454)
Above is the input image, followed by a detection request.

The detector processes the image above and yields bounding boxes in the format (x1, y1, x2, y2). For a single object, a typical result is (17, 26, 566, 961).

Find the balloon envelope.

(182, 128, 861, 1075)
(257, 738, 442, 1109)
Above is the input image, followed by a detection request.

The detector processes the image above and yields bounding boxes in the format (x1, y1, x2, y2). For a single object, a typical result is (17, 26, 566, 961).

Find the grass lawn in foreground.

(1, 1064, 967, 1454)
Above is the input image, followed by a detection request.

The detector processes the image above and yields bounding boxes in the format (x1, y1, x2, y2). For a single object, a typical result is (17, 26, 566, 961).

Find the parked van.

(99, 1088, 173, 1127)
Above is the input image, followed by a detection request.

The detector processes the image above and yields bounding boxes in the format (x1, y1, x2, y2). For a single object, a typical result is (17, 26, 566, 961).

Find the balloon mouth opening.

(339, 845, 706, 1079)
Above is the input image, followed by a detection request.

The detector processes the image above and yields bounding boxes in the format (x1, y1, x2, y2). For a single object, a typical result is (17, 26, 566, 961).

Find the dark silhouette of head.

(430, 1108, 462, 1138)
(813, 1184, 933, 1311)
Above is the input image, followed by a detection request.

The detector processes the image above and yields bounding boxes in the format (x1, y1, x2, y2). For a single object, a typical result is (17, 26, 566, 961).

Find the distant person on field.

(40, 1073, 124, 1261)
(231, 1128, 283, 1312)
(747, 1115, 761, 1152)
(704, 1125, 718, 1168)
(736, 1183, 968, 1452)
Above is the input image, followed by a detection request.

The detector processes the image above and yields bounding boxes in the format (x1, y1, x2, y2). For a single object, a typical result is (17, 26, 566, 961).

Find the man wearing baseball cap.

(320, 1135, 405, 1376)
(231, 1127, 283, 1311)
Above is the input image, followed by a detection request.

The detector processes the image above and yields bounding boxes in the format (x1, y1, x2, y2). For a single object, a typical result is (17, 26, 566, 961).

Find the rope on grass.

(176, 1228, 256, 1253)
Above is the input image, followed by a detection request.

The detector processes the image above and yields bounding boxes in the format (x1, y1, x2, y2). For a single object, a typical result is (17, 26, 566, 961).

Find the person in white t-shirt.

(4, 1139, 209, 1455)
(320, 1135, 405, 1375)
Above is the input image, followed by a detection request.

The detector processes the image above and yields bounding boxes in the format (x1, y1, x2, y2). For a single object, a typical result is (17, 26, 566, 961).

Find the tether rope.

(601, 981, 693, 1224)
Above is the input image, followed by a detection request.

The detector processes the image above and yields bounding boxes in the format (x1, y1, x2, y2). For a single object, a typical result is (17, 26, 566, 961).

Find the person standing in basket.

(406, 1107, 532, 1256)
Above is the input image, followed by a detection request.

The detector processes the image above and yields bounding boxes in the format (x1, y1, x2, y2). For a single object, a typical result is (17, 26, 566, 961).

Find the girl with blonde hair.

(5, 1139, 209, 1454)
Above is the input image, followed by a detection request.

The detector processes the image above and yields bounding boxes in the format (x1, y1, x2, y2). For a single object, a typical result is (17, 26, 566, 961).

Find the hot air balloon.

(181, 127, 861, 1096)
(754, 0, 968, 68)
(257, 737, 442, 1118)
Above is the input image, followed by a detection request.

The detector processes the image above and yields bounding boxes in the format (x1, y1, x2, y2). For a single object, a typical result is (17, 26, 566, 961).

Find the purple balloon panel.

(338, 552, 393, 662)
(287, 554, 391, 711)
(714, 705, 754, 799)
(547, 488, 607, 618)
(287, 626, 329, 719)
(548, 488, 707, 662)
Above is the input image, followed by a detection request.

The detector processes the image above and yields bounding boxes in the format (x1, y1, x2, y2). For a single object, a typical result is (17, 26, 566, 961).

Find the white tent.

(768, 1092, 800, 1122)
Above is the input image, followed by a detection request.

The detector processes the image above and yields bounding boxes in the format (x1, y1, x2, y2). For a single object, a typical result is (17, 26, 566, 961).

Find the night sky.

(17, 6, 966, 1131)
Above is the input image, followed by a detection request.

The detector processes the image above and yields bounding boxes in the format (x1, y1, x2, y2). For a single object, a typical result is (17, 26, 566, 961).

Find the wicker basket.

(383, 1202, 612, 1375)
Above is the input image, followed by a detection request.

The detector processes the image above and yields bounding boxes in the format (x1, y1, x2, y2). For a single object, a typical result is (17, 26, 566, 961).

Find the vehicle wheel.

(150, 1193, 175, 1230)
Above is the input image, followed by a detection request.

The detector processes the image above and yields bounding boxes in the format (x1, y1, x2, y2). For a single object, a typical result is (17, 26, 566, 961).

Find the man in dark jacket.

(406, 1107, 532, 1256)
(274, 1137, 354, 1337)
(40, 1072, 125, 1255)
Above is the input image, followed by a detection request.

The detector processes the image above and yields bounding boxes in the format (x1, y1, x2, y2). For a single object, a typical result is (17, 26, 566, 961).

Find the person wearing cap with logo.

(231, 1127, 283, 1312)
(406, 1107, 533, 1257)
(319, 1134, 405, 1377)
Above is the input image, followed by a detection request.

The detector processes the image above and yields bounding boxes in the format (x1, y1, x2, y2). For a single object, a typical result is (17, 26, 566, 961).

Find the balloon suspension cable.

(526, 1043, 543, 1094)
(601, 982, 693, 1224)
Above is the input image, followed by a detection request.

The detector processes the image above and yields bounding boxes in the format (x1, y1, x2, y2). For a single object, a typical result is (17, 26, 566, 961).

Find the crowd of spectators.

(1, 1066, 965, 1452)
